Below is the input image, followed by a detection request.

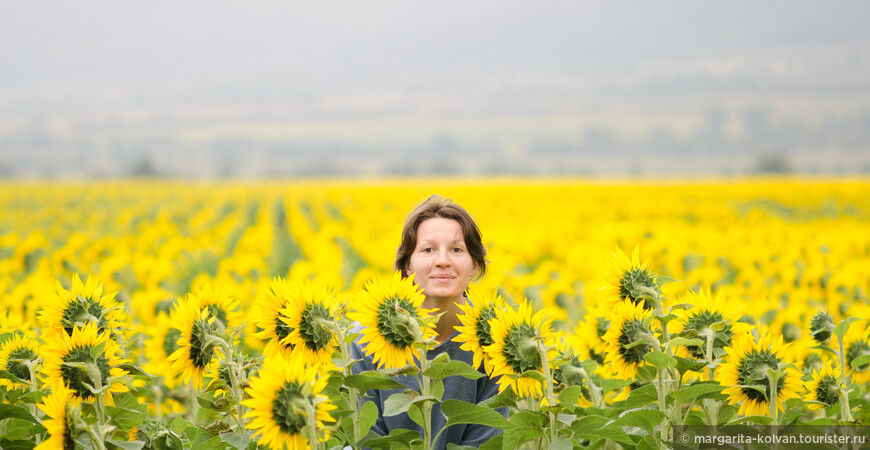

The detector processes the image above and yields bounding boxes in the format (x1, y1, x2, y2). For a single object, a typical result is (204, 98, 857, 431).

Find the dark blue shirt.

(350, 328, 507, 449)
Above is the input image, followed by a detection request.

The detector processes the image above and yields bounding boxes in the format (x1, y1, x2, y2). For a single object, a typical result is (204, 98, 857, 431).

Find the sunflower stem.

(836, 335, 853, 422)
(656, 368, 668, 450)
(338, 327, 362, 446)
(305, 400, 322, 450)
(84, 424, 108, 450)
(418, 346, 433, 450)
(702, 330, 720, 426)
(24, 361, 41, 445)
(537, 341, 557, 446)
(767, 372, 778, 424)
(218, 340, 248, 442)
(579, 367, 602, 409)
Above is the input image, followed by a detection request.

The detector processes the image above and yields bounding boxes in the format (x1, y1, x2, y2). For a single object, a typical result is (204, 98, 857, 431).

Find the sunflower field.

(1, 178, 869, 449)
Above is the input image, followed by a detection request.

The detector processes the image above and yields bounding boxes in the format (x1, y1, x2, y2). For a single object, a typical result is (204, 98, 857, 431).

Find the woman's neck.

(423, 295, 464, 343)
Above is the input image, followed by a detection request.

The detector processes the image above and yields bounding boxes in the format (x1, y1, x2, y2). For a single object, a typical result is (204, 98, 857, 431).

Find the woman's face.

(407, 217, 478, 302)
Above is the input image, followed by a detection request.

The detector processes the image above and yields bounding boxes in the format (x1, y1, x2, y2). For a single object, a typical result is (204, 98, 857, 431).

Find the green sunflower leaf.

(0, 438, 37, 450)
(668, 337, 705, 349)
(331, 357, 360, 369)
(581, 359, 599, 375)
(0, 370, 30, 386)
(643, 351, 676, 371)
(613, 408, 666, 436)
(515, 370, 546, 383)
(431, 378, 445, 401)
(383, 390, 416, 417)
(478, 433, 503, 450)
(423, 360, 484, 382)
(851, 354, 870, 370)
(637, 434, 661, 450)
(359, 399, 379, 434)
(105, 392, 147, 430)
(557, 385, 582, 405)
(105, 439, 145, 450)
(478, 386, 517, 409)
(343, 371, 405, 392)
(219, 430, 254, 450)
(670, 303, 694, 312)
(504, 410, 547, 448)
(0, 404, 38, 424)
(570, 414, 635, 445)
(430, 352, 451, 365)
(655, 276, 678, 288)
(668, 382, 726, 403)
(356, 429, 420, 449)
(599, 378, 632, 395)
(441, 399, 510, 429)
(674, 356, 706, 374)
(619, 384, 658, 410)
(833, 317, 860, 339)
(116, 363, 153, 378)
(548, 437, 574, 450)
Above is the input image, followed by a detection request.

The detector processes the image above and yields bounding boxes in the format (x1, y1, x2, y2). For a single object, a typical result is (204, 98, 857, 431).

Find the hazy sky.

(2, 1, 870, 176)
(3, 2, 868, 104)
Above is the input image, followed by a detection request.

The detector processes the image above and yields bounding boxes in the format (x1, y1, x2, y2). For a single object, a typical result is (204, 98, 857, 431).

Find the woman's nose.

(435, 249, 451, 266)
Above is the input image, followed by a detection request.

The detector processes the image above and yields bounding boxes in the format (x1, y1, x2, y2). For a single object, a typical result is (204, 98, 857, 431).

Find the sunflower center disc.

(502, 323, 542, 374)
(618, 268, 656, 310)
(815, 375, 840, 406)
(62, 296, 108, 335)
(61, 346, 112, 399)
(299, 303, 332, 351)
(375, 297, 418, 349)
(474, 306, 498, 347)
(189, 317, 219, 368)
(684, 311, 731, 359)
(617, 320, 653, 364)
(737, 350, 783, 402)
(271, 382, 309, 435)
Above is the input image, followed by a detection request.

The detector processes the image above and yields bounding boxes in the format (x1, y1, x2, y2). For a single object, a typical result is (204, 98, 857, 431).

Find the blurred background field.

(2, 178, 868, 341)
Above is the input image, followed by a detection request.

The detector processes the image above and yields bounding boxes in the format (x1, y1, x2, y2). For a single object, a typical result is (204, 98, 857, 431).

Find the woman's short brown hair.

(395, 195, 487, 279)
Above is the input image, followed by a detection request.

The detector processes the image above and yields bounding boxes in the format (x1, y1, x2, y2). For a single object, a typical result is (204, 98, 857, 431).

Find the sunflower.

(243, 355, 337, 450)
(41, 322, 129, 403)
(185, 282, 242, 335)
(142, 311, 182, 389)
(485, 300, 557, 398)
(347, 272, 436, 370)
(282, 279, 341, 368)
(573, 308, 610, 365)
(253, 278, 298, 361)
(716, 332, 803, 416)
(670, 288, 753, 380)
(551, 338, 593, 407)
(603, 298, 655, 380)
(0, 333, 41, 388)
(804, 361, 841, 411)
(35, 381, 81, 450)
(809, 311, 835, 344)
(600, 245, 658, 310)
(38, 273, 125, 339)
(843, 325, 870, 384)
(167, 296, 223, 390)
(455, 285, 506, 374)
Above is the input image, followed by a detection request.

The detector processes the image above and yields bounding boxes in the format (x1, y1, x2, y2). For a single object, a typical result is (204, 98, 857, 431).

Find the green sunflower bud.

(809, 311, 834, 343)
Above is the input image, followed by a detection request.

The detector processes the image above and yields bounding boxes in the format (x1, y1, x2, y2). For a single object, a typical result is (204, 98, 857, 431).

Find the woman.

(350, 195, 505, 448)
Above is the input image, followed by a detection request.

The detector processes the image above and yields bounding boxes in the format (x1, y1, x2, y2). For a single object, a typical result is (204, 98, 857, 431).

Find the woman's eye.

(422, 248, 433, 253)
(452, 247, 463, 253)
